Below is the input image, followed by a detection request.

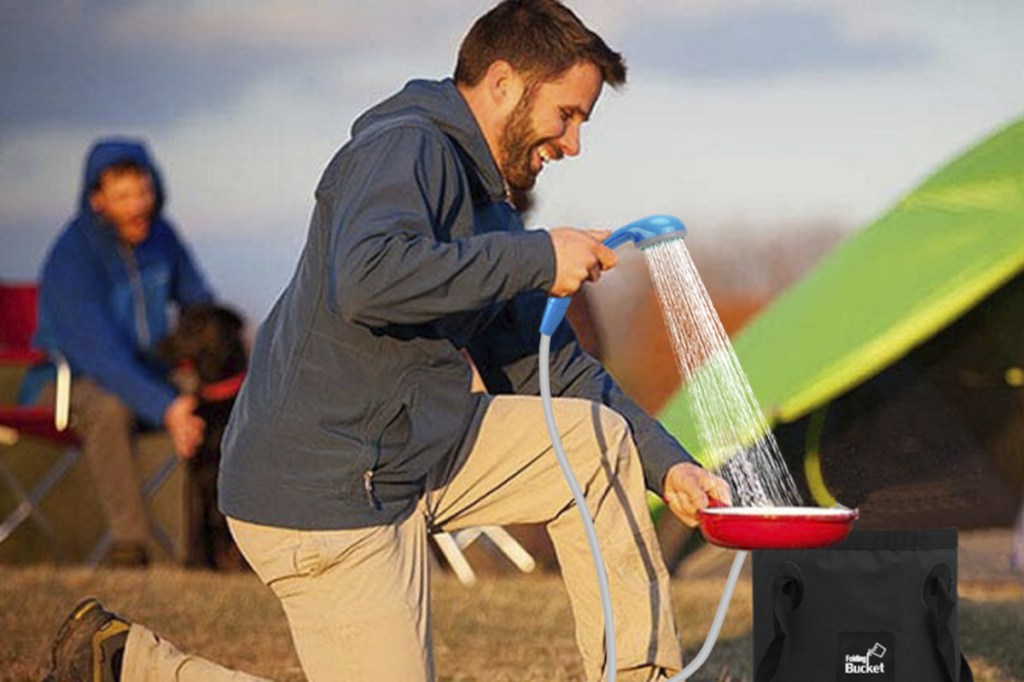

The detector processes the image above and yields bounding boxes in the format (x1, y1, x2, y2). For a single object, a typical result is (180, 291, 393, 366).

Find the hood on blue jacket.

(79, 137, 166, 216)
(350, 79, 506, 203)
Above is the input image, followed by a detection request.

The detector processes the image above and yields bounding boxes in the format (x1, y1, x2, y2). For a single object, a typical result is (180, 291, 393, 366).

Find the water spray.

(538, 215, 856, 681)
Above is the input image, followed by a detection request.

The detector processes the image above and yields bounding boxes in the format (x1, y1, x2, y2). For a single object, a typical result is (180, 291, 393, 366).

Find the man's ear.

(484, 60, 526, 111)
(89, 189, 105, 215)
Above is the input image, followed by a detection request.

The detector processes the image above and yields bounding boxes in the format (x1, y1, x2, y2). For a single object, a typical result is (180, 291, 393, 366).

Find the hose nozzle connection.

(540, 215, 687, 335)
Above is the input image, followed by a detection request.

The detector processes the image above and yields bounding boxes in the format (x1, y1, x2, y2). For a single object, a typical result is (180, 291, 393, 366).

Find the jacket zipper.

(361, 396, 410, 510)
(120, 244, 151, 349)
(363, 470, 380, 510)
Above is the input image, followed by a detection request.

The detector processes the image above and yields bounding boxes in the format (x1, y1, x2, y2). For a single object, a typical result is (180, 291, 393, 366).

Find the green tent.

(658, 116, 1024, 526)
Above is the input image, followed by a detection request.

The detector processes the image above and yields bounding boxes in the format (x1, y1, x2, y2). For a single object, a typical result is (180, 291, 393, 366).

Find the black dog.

(159, 303, 248, 571)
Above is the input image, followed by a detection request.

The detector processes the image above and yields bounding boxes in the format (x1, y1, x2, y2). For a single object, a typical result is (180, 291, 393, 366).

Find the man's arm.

(545, 327, 698, 499)
(40, 242, 177, 427)
(327, 126, 555, 328)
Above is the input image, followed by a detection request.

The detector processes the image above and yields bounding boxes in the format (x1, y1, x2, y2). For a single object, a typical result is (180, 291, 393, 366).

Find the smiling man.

(47, 2, 728, 681)
(219, 0, 730, 679)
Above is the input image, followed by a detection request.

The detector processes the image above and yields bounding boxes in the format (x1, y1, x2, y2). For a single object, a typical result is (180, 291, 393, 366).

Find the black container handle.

(755, 562, 804, 682)
(923, 563, 974, 682)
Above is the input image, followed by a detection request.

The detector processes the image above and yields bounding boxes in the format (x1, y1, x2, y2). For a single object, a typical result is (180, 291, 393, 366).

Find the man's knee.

(592, 404, 632, 456)
(74, 385, 135, 431)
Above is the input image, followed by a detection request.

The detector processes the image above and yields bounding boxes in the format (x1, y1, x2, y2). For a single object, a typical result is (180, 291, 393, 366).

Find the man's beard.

(500, 88, 544, 192)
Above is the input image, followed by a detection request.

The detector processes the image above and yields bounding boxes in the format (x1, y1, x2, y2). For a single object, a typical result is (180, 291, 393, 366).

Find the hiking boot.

(44, 598, 130, 682)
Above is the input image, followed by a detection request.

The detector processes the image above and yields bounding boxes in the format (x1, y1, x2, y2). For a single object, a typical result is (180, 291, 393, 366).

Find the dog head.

(158, 303, 247, 386)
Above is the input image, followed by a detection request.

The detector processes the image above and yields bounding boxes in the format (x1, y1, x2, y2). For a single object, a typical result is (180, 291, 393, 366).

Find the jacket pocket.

(361, 391, 413, 508)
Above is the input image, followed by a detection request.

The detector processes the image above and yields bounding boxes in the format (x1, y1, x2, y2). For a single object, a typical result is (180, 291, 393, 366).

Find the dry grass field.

(1, 365, 1021, 679)
(1, 530, 1021, 682)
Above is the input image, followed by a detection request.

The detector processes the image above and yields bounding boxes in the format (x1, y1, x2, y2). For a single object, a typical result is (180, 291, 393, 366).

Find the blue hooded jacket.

(21, 138, 213, 426)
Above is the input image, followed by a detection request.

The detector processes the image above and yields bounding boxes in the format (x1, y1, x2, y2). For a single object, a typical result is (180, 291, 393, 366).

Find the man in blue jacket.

(46, 2, 730, 680)
(23, 138, 211, 566)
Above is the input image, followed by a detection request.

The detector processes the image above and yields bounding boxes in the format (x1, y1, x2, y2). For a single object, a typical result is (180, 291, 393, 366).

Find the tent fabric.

(774, 273, 1024, 527)
(660, 117, 1024, 462)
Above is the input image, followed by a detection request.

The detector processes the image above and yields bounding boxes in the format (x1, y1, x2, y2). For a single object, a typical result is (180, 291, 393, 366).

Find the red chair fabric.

(0, 283, 39, 351)
(0, 281, 75, 443)
(0, 406, 77, 445)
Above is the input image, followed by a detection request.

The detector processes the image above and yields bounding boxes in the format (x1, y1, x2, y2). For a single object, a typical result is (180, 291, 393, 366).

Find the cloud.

(0, 1, 472, 137)
(618, 6, 929, 80)
(0, 3, 284, 134)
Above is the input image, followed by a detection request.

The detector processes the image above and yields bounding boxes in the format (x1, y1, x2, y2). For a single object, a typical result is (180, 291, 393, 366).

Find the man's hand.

(547, 228, 617, 297)
(662, 462, 732, 528)
(164, 394, 205, 459)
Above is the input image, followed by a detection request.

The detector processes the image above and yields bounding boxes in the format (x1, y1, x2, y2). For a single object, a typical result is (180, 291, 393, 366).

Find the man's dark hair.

(454, 0, 626, 88)
(91, 160, 148, 193)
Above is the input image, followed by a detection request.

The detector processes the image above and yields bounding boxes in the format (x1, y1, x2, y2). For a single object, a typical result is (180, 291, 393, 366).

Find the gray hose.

(539, 333, 617, 682)
(669, 550, 748, 681)
(540, 332, 745, 682)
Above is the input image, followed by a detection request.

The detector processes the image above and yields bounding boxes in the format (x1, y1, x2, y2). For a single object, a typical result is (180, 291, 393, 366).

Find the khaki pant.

(230, 395, 682, 682)
(39, 378, 151, 543)
(123, 625, 272, 681)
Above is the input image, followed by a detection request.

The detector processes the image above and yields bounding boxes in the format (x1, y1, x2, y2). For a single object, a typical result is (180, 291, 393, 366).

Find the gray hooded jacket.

(219, 79, 695, 530)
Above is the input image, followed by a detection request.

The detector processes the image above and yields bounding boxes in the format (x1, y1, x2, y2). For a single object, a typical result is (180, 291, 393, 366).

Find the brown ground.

(2, 530, 1021, 682)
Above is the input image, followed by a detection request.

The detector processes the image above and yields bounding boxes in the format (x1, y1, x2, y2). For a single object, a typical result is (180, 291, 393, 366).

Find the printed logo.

(838, 632, 894, 681)
(845, 643, 887, 674)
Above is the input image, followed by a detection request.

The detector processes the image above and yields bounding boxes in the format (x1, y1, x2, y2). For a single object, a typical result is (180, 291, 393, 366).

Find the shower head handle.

(539, 214, 687, 336)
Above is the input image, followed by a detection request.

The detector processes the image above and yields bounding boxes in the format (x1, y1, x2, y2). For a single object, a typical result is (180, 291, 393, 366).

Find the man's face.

(499, 60, 603, 191)
(89, 168, 156, 246)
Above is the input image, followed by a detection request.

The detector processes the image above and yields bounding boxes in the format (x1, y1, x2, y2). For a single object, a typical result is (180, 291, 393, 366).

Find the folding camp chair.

(0, 281, 178, 563)
(0, 282, 76, 556)
(432, 526, 536, 586)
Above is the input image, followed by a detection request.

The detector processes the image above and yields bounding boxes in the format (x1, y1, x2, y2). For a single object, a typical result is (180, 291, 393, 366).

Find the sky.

(1, 0, 1022, 322)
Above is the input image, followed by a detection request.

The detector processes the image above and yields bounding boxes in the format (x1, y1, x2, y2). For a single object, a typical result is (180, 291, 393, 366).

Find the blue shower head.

(602, 214, 688, 251)
(539, 215, 687, 336)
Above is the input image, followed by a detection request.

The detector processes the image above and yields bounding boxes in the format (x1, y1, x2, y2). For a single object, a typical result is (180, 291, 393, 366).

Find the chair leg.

(142, 455, 179, 557)
(87, 454, 180, 567)
(477, 526, 536, 574)
(0, 446, 81, 559)
(0, 462, 35, 545)
(451, 526, 537, 574)
(452, 526, 482, 549)
(432, 532, 478, 586)
(435, 526, 537, 585)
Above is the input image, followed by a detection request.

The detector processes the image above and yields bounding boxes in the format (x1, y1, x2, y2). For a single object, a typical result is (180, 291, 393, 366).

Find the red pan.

(698, 502, 859, 550)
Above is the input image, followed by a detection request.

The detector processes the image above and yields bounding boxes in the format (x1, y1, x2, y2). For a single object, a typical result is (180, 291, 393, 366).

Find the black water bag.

(752, 529, 973, 682)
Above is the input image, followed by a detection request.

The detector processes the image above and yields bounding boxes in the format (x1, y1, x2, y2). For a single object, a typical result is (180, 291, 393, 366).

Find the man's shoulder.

(354, 112, 441, 140)
(319, 115, 463, 194)
(347, 114, 458, 165)
(136, 219, 193, 266)
(145, 217, 180, 243)
(45, 216, 101, 266)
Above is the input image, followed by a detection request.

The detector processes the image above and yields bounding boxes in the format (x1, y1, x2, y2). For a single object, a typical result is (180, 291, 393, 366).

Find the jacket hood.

(80, 137, 166, 215)
(350, 79, 506, 201)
